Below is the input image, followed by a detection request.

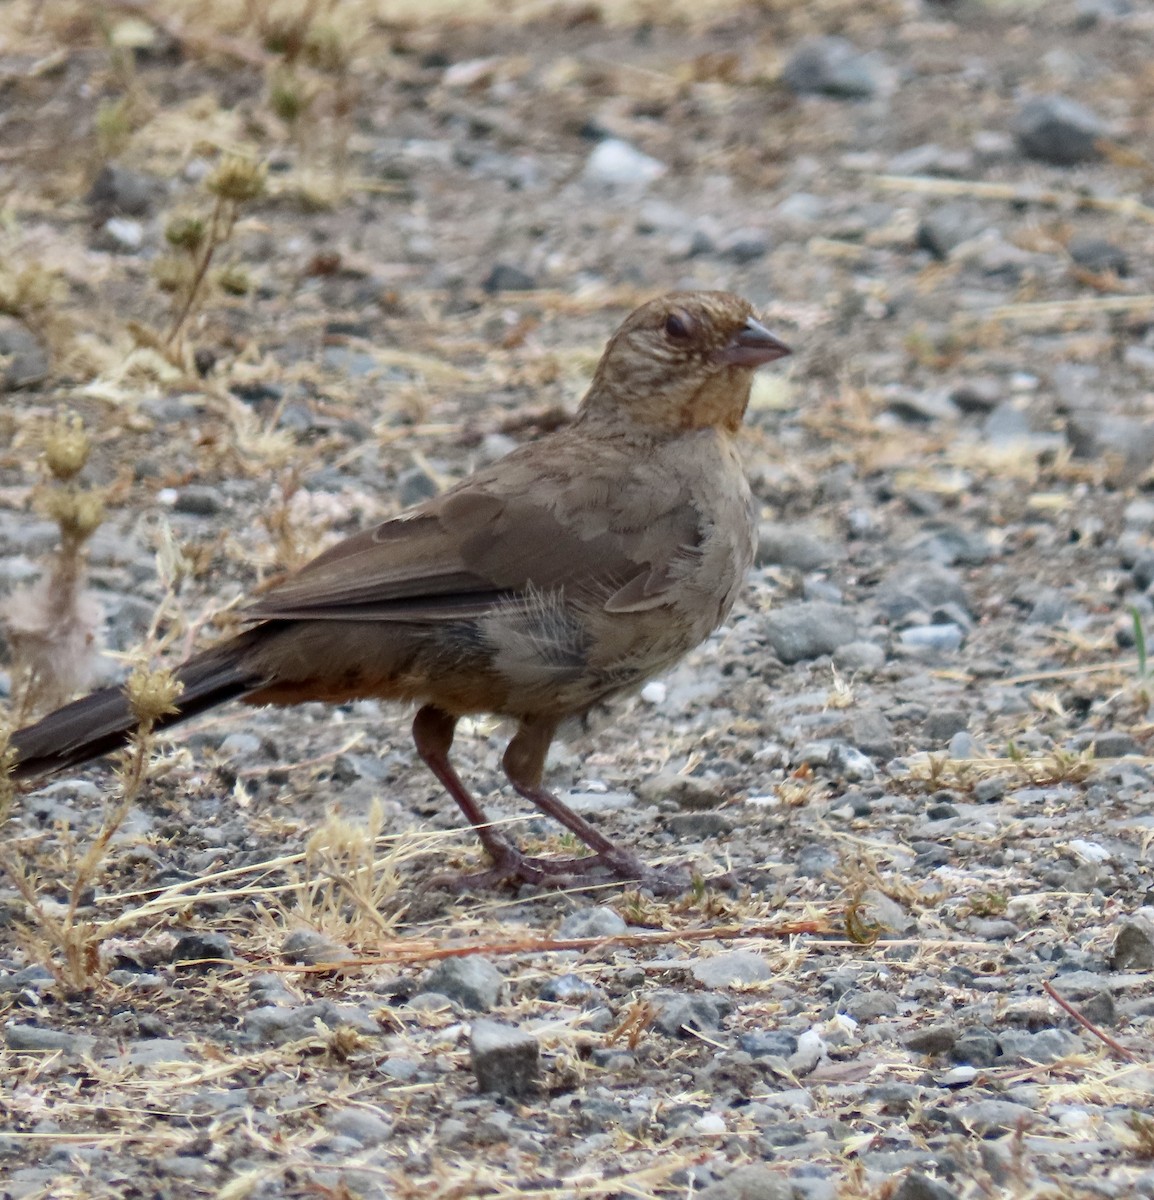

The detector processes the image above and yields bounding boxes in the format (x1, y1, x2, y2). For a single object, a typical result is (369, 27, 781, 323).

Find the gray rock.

(281, 929, 355, 967)
(171, 931, 234, 966)
(952, 1097, 1041, 1135)
(1110, 917, 1154, 969)
(763, 602, 858, 663)
(756, 523, 843, 570)
(875, 564, 971, 622)
(782, 37, 881, 99)
(924, 709, 968, 744)
(691, 950, 772, 988)
(5, 1025, 97, 1056)
(216, 732, 264, 761)
(698, 1163, 793, 1200)
(538, 973, 603, 1005)
(397, 464, 440, 507)
(894, 1174, 958, 1200)
(0, 316, 49, 389)
(86, 163, 164, 216)
(469, 1019, 539, 1097)
(1093, 731, 1140, 757)
(667, 810, 735, 837)
(833, 641, 887, 674)
(636, 774, 723, 809)
(173, 485, 226, 516)
(326, 1107, 393, 1145)
(997, 1028, 1081, 1063)
(719, 228, 770, 263)
(899, 624, 965, 653)
(795, 843, 838, 878)
(482, 263, 536, 293)
(738, 1029, 799, 1058)
(847, 709, 896, 760)
(904, 1024, 958, 1055)
(1068, 236, 1128, 275)
(584, 139, 665, 189)
(952, 1029, 999, 1067)
(842, 990, 899, 1022)
(124, 1038, 194, 1066)
(653, 992, 727, 1037)
(422, 955, 503, 1011)
(918, 204, 987, 259)
(950, 378, 1001, 414)
(1014, 95, 1104, 164)
(557, 907, 626, 939)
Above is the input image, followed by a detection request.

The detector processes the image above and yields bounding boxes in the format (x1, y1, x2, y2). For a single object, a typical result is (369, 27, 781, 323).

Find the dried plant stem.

(868, 172, 1154, 224)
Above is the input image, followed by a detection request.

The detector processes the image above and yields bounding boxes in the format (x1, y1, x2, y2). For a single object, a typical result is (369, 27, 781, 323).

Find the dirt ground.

(2, 1, 1154, 1197)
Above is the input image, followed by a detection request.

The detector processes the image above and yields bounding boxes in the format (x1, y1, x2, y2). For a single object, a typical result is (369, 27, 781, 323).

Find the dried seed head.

(206, 155, 266, 205)
(305, 24, 350, 73)
(125, 663, 183, 724)
(44, 489, 106, 541)
(43, 416, 91, 481)
(152, 254, 193, 294)
(216, 264, 251, 296)
(165, 214, 207, 253)
(269, 71, 310, 125)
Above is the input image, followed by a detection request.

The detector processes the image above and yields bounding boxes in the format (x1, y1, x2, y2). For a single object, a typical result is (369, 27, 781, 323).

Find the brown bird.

(7, 291, 790, 889)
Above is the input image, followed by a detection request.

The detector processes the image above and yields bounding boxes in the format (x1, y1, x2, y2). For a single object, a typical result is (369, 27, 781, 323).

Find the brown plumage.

(8, 291, 790, 890)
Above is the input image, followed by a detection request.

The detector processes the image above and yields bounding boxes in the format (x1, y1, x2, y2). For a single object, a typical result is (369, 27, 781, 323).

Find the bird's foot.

(429, 841, 685, 895)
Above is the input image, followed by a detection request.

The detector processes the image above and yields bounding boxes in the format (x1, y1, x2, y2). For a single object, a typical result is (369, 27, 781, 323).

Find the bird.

(7, 291, 790, 890)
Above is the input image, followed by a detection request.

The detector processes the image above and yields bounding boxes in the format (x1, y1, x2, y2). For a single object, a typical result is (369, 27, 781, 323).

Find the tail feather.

(8, 643, 260, 783)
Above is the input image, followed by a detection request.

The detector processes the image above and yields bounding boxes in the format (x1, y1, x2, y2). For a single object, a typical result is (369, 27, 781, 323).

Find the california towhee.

(8, 291, 790, 889)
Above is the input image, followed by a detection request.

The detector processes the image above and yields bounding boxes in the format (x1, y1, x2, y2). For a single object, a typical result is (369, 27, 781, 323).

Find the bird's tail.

(6, 639, 262, 783)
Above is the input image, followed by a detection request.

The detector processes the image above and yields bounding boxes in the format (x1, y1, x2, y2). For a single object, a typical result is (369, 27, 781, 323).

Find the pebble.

(904, 1024, 958, 1055)
(86, 163, 164, 216)
(952, 1029, 1000, 1067)
(0, 317, 50, 389)
(782, 37, 882, 99)
(584, 139, 665, 189)
(281, 929, 356, 967)
(690, 950, 772, 988)
(833, 641, 887, 673)
(326, 1107, 394, 1146)
(893, 1175, 958, 1200)
(739, 1030, 799, 1058)
(652, 992, 728, 1037)
(756, 523, 843, 570)
(952, 1097, 1041, 1135)
(422, 955, 504, 1011)
(96, 217, 145, 252)
(538, 973, 603, 1005)
(923, 709, 968, 744)
(1068, 236, 1128, 275)
(1110, 917, 1154, 969)
(171, 931, 234, 966)
(557, 907, 626, 939)
(469, 1019, 539, 1097)
(763, 601, 858, 663)
(482, 263, 536, 293)
(5, 1025, 98, 1056)
(899, 624, 965, 653)
(698, 1163, 793, 1200)
(173, 485, 226, 516)
(1013, 95, 1105, 164)
(997, 1028, 1081, 1063)
(917, 204, 987, 259)
(636, 773, 723, 809)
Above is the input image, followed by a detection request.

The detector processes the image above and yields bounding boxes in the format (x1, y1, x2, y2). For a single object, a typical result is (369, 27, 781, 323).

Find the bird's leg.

(412, 705, 522, 867)
(501, 717, 683, 893)
(412, 705, 574, 889)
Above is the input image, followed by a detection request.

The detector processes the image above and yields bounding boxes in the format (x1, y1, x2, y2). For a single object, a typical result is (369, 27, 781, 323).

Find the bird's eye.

(664, 312, 694, 341)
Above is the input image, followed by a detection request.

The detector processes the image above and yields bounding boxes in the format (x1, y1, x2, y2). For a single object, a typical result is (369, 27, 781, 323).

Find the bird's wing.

(245, 480, 701, 623)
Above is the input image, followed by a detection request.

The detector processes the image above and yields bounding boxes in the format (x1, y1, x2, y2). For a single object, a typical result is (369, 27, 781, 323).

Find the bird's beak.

(715, 317, 792, 367)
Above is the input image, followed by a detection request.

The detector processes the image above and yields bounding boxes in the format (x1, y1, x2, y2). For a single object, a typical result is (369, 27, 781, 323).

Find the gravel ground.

(2, 1, 1154, 1197)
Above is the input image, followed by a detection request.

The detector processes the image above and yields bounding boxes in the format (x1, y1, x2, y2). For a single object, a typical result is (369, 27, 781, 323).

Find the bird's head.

(579, 291, 791, 435)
